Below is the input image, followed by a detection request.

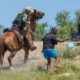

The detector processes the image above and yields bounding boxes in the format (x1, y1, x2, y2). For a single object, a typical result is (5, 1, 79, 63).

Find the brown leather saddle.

(3, 28, 23, 44)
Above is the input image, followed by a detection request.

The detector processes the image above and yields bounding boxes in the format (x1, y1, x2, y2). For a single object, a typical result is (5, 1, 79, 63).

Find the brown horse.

(0, 10, 44, 71)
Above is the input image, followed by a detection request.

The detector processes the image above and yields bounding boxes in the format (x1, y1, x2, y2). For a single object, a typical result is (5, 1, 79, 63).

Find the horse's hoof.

(31, 46, 37, 51)
(10, 66, 14, 70)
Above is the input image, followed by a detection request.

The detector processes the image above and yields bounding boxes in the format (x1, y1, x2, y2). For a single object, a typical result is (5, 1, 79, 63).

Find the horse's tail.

(3, 28, 10, 33)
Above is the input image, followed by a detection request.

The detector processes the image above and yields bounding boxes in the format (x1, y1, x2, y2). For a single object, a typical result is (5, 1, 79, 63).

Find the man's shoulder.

(49, 33, 58, 39)
(47, 32, 56, 36)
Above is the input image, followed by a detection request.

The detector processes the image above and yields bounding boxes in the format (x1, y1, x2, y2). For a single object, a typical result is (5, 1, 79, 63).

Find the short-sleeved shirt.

(42, 32, 58, 49)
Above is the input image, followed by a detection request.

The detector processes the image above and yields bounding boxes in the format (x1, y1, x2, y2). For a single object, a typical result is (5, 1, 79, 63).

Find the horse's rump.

(4, 28, 23, 43)
(2, 31, 22, 51)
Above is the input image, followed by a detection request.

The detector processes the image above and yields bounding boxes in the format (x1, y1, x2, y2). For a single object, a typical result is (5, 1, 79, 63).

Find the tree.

(34, 22, 48, 41)
(55, 10, 70, 39)
(75, 9, 80, 36)
(73, 9, 80, 29)
(75, 9, 80, 19)
(55, 10, 70, 27)
(0, 24, 4, 35)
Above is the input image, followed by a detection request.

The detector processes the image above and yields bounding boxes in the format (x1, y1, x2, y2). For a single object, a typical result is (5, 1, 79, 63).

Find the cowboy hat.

(24, 6, 34, 12)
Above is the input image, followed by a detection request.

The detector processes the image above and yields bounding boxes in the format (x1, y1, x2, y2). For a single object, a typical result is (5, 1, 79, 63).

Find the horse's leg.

(23, 47, 29, 63)
(8, 51, 17, 70)
(0, 36, 5, 72)
(0, 54, 4, 72)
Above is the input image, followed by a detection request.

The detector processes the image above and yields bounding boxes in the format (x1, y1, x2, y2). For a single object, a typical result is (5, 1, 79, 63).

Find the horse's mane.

(3, 28, 10, 33)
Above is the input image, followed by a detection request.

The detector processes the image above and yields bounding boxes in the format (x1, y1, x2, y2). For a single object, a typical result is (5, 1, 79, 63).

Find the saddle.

(13, 30, 24, 43)
(3, 28, 24, 44)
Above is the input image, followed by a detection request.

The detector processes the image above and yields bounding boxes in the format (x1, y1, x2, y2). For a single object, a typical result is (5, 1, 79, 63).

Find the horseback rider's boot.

(25, 31, 37, 51)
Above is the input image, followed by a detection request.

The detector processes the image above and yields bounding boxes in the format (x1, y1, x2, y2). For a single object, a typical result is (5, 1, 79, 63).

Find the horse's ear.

(34, 9, 36, 14)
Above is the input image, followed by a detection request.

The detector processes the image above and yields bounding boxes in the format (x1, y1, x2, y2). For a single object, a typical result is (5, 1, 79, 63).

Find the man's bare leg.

(47, 58, 52, 71)
(54, 56, 60, 69)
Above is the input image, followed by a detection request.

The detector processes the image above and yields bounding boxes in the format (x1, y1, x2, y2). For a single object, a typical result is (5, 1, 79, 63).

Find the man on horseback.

(11, 7, 36, 51)
(0, 8, 44, 71)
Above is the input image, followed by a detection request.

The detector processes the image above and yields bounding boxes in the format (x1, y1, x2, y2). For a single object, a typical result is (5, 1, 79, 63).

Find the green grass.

(0, 70, 79, 80)
(0, 47, 80, 80)
(0, 59, 80, 80)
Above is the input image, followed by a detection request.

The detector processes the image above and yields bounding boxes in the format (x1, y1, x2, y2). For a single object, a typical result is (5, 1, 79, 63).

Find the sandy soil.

(2, 41, 80, 71)
(3, 41, 46, 71)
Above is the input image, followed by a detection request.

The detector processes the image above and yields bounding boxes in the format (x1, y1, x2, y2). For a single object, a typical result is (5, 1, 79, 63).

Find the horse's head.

(24, 8, 45, 32)
(34, 9, 45, 20)
(27, 9, 45, 21)
(24, 7, 44, 21)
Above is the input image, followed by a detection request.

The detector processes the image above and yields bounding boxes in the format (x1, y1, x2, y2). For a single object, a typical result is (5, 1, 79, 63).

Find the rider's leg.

(24, 31, 36, 51)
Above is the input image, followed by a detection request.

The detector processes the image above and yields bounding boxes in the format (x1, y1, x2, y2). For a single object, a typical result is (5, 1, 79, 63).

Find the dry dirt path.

(2, 41, 80, 71)
(3, 41, 45, 71)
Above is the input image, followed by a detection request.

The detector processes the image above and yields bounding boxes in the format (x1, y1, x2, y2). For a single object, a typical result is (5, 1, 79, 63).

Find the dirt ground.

(2, 41, 79, 71)
(3, 41, 46, 71)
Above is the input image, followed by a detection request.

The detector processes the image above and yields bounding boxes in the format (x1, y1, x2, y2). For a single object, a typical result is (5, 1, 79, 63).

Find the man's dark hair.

(51, 27, 57, 34)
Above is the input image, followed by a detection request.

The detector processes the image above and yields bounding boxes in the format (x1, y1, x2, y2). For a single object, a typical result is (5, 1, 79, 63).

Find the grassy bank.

(0, 58, 80, 80)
